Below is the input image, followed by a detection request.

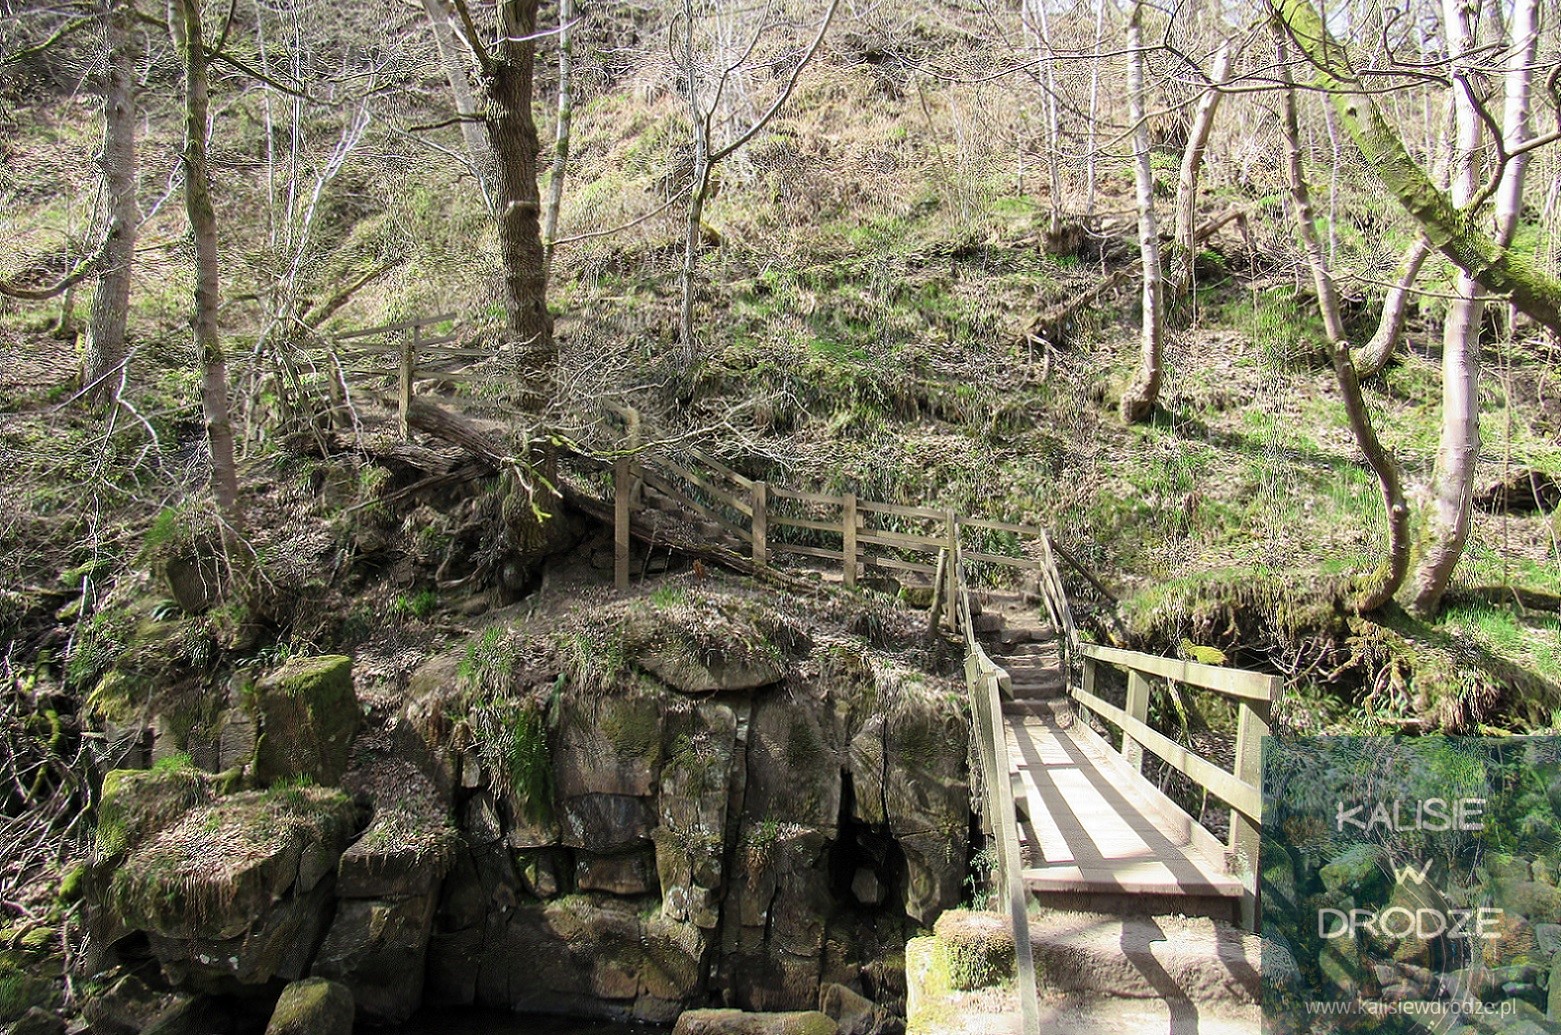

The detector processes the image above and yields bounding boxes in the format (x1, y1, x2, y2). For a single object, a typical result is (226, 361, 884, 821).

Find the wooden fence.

(608, 451, 1089, 612)
(326, 312, 495, 435)
(953, 542, 1042, 1035)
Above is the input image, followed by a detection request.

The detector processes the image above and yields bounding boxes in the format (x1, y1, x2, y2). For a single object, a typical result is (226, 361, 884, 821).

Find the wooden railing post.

(614, 457, 632, 593)
(842, 493, 858, 589)
(751, 481, 768, 566)
(1231, 697, 1270, 932)
(928, 549, 948, 635)
(398, 324, 418, 438)
(1121, 670, 1151, 772)
(944, 512, 958, 630)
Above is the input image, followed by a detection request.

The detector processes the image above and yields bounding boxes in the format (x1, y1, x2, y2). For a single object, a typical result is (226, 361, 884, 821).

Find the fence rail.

(320, 312, 496, 436)
(952, 543, 1042, 1035)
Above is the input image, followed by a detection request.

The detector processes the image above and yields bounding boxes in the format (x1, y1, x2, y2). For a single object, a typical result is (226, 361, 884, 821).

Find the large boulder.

(672, 1009, 838, 1035)
(311, 895, 438, 1025)
(265, 978, 355, 1035)
(102, 786, 358, 989)
(252, 656, 361, 787)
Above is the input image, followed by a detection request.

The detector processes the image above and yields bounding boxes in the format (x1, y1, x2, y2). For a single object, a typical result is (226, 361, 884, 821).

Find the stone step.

(906, 914, 1262, 1035)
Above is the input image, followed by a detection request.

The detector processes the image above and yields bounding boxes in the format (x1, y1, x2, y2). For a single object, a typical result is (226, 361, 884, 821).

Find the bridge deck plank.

(1004, 710, 1242, 901)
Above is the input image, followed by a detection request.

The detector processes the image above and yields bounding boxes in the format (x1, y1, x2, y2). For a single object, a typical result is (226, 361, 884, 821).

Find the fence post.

(944, 512, 958, 630)
(1121, 670, 1151, 772)
(398, 324, 418, 438)
(751, 481, 768, 566)
(928, 549, 948, 635)
(1231, 696, 1270, 932)
(842, 493, 858, 589)
(614, 457, 632, 593)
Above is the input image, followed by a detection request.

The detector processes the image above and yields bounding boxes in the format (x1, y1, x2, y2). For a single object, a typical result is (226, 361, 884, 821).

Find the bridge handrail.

(1033, 534, 1272, 930)
(950, 544, 1042, 1035)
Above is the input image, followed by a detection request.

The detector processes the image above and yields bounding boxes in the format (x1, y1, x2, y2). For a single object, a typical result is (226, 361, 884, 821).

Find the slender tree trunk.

(1277, 34, 1409, 611)
(422, 0, 495, 207)
(1021, 0, 1064, 239)
(1083, 0, 1104, 218)
(1272, 0, 1561, 335)
(1412, 0, 1489, 616)
(540, 0, 574, 280)
(1353, 238, 1431, 377)
(484, 0, 554, 408)
(171, 0, 242, 529)
(1493, 0, 1538, 251)
(1119, 2, 1163, 424)
(1170, 37, 1232, 295)
(82, 0, 140, 402)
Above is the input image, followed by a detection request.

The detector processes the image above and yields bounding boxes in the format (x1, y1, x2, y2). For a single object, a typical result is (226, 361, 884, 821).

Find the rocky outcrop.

(673, 1009, 839, 1035)
(85, 579, 969, 1029)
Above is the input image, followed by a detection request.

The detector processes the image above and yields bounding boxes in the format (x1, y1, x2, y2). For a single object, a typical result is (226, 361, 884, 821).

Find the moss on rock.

(264, 978, 354, 1035)
(106, 785, 357, 940)
(252, 655, 360, 787)
(96, 765, 214, 860)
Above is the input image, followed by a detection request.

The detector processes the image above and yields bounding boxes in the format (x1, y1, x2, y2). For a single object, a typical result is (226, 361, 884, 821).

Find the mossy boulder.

(95, 763, 214, 860)
(252, 655, 360, 787)
(265, 978, 354, 1035)
(672, 1009, 838, 1035)
(102, 786, 358, 987)
(930, 912, 1014, 991)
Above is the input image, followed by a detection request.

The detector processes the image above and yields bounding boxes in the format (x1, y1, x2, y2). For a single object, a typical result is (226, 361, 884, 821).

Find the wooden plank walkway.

(973, 593, 1243, 920)
(1006, 711, 1242, 903)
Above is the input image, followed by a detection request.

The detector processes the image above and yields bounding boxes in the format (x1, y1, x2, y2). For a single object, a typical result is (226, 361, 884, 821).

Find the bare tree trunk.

(541, 0, 574, 280)
(675, 0, 839, 358)
(1412, 0, 1488, 616)
(1021, 0, 1064, 238)
(1170, 37, 1232, 294)
(171, 0, 242, 529)
(422, 0, 494, 208)
(1083, 0, 1105, 218)
(1273, 0, 1561, 335)
(483, 0, 554, 409)
(1493, 0, 1539, 251)
(82, 0, 140, 404)
(1277, 34, 1409, 612)
(1119, 2, 1163, 424)
(1353, 237, 1431, 377)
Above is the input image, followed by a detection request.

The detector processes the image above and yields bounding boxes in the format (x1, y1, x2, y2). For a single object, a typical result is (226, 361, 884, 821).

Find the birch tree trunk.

(540, 0, 574, 280)
(1411, 0, 1488, 616)
(1271, 0, 1561, 335)
(82, 0, 140, 403)
(1119, 1, 1163, 424)
(422, 0, 495, 208)
(1277, 33, 1409, 611)
(1170, 38, 1232, 295)
(171, 0, 243, 529)
(1020, 0, 1064, 239)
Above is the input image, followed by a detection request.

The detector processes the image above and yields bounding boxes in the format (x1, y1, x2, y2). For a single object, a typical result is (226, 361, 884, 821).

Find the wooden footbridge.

(603, 449, 1275, 1035)
(319, 315, 1275, 1035)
